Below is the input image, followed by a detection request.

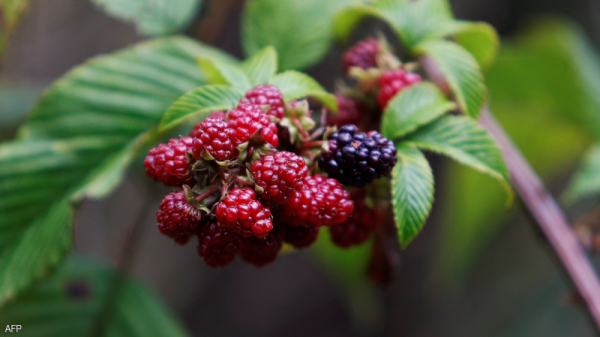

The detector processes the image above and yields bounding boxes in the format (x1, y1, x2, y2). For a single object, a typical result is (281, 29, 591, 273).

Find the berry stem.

(195, 185, 219, 202)
(234, 176, 255, 187)
(292, 118, 309, 139)
(302, 140, 324, 149)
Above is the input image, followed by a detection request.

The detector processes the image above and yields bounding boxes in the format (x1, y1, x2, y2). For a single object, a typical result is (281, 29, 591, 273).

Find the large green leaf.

(92, 0, 202, 36)
(404, 115, 511, 195)
(415, 39, 486, 118)
(159, 85, 245, 131)
(0, 36, 232, 306)
(241, 46, 278, 86)
(564, 144, 600, 203)
(242, 0, 362, 70)
(381, 82, 455, 140)
(0, 256, 189, 336)
(0, 0, 31, 56)
(391, 145, 434, 248)
(268, 71, 337, 111)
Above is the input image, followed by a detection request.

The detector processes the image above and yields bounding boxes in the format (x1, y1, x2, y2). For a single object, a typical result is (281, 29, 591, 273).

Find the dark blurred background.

(2, 0, 600, 336)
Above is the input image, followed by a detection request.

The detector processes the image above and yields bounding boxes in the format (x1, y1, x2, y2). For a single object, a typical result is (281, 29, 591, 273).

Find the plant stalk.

(479, 108, 600, 332)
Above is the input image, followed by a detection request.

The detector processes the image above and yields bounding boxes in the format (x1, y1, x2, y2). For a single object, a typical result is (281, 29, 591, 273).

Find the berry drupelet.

(215, 188, 273, 238)
(190, 117, 238, 161)
(343, 37, 379, 74)
(282, 174, 354, 227)
(144, 137, 195, 187)
(327, 94, 361, 127)
(227, 101, 279, 148)
(156, 190, 202, 245)
(330, 190, 379, 247)
(251, 151, 309, 204)
(244, 85, 285, 119)
(239, 227, 283, 267)
(377, 68, 422, 109)
(197, 218, 241, 267)
(319, 125, 397, 187)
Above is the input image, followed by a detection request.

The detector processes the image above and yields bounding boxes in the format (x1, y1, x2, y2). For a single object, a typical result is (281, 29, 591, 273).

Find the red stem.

(196, 185, 219, 202)
(234, 176, 254, 187)
(292, 118, 309, 139)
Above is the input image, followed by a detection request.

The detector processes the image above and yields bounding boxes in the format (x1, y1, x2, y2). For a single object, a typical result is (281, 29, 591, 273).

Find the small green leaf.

(381, 82, 455, 140)
(0, 256, 189, 336)
(198, 58, 252, 91)
(391, 145, 434, 248)
(415, 39, 486, 118)
(242, 0, 362, 70)
(404, 115, 512, 197)
(242, 46, 278, 86)
(269, 71, 337, 111)
(449, 22, 499, 70)
(564, 144, 600, 203)
(92, 0, 202, 36)
(373, 0, 454, 50)
(159, 85, 244, 130)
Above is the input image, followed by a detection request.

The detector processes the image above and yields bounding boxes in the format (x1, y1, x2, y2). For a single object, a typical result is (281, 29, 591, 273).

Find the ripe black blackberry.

(319, 125, 397, 187)
(197, 218, 241, 267)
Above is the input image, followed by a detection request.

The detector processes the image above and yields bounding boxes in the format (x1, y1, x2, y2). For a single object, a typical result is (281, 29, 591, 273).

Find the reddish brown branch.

(480, 109, 600, 332)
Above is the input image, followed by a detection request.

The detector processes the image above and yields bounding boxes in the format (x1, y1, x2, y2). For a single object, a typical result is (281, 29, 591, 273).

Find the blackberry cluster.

(251, 151, 309, 204)
(319, 125, 397, 187)
(156, 190, 202, 245)
(144, 137, 195, 187)
(215, 188, 273, 238)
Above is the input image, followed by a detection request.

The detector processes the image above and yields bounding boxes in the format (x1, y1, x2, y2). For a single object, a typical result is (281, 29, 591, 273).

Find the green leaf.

(415, 39, 486, 118)
(242, 46, 278, 86)
(564, 144, 600, 203)
(0, 36, 228, 305)
(0, 0, 32, 56)
(404, 115, 511, 197)
(198, 58, 252, 91)
(242, 0, 362, 70)
(391, 145, 434, 248)
(0, 256, 189, 336)
(159, 85, 245, 131)
(381, 82, 455, 140)
(373, 0, 454, 50)
(449, 22, 499, 70)
(332, 4, 385, 42)
(92, 0, 202, 36)
(269, 71, 337, 111)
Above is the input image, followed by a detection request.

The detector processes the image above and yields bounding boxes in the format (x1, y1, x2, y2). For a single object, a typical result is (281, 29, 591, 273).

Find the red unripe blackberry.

(343, 37, 379, 73)
(156, 190, 201, 245)
(215, 188, 273, 238)
(330, 190, 379, 247)
(227, 101, 279, 148)
(251, 151, 309, 204)
(189, 117, 238, 161)
(144, 137, 195, 187)
(239, 227, 283, 267)
(282, 223, 320, 249)
(197, 218, 241, 267)
(282, 174, 354, 227)
(327, 94, 361, 127)
(377, 68, 422, 109)
(244, 85, 285, 119)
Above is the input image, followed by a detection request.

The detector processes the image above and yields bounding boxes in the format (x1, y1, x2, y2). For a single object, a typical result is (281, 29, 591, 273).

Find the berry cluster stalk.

(479, 110, 600, 333)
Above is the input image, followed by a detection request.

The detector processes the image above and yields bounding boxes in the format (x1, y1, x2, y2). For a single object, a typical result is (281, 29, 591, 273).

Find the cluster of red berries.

(144, 37, 412, 270)
(145, 82, 395, 268)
